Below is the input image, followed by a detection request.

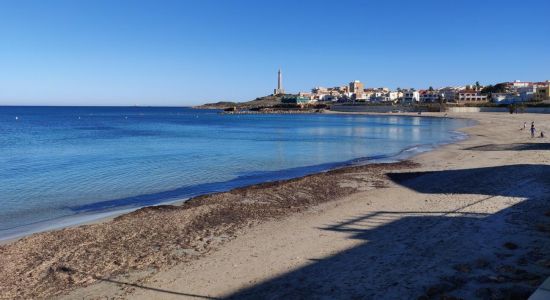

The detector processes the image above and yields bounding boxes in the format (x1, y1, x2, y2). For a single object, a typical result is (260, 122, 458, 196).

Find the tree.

(481, 83, 507, 95)
(475, 81, 481, 90)
(429, 86, 434, 91)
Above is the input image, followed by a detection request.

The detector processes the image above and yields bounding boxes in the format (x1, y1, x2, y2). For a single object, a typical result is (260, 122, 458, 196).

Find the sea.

(0, 107, 473, 240)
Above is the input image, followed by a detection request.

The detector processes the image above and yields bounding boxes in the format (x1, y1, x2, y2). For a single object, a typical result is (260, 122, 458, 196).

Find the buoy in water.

(15, 116, 19, 120)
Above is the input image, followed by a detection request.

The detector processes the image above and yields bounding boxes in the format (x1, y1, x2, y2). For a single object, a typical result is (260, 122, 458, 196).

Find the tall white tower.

(274, 69, 285, 95)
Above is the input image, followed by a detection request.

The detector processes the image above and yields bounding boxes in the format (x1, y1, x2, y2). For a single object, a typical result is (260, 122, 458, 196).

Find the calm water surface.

(0, 107, 472, 239)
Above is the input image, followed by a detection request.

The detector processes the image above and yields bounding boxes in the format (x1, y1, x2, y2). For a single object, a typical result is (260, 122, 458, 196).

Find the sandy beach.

(2, 112, 550, 299)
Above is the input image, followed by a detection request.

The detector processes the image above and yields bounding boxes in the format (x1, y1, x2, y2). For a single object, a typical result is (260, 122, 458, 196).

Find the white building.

(509, 80, 531, 89)
(419, 90, 441, 103)
(370, 92, 397, 103)
(401, 90, 420, 104)
(372, 91, 385, 98)
(311, 86, 344, 102)
(492, 89, 535, 104)
(439, 87, 462, 102)
(491, 93, 518, 104)
(387, 91, 400, 101)
(457, 90, 487, 102)
(353, 92, 367, 101)
(517, 86, 536, 102)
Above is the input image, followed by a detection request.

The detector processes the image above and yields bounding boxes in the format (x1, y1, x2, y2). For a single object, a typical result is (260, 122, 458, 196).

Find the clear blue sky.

(0, 0, 549, 106)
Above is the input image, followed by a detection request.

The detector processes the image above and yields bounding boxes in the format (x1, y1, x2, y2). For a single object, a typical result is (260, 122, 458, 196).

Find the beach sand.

(2, 112, 550, 299)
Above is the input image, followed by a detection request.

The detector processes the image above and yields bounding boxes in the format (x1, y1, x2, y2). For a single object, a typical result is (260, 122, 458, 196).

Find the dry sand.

(2, 112, 550, 299)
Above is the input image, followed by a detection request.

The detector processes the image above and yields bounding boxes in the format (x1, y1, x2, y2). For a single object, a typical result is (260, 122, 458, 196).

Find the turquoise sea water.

(0, 107, 472, 239)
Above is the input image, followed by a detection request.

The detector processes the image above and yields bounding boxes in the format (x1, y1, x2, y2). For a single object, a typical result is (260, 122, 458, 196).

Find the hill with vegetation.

(195, 95, 290, 110)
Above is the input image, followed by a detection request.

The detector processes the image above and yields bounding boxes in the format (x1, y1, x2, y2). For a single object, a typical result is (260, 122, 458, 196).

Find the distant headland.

(196, 69, 550, 114)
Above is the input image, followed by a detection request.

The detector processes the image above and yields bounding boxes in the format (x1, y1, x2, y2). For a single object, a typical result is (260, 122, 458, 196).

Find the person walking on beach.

(531, 122, 536, 138)
(523, 122, 527, 130)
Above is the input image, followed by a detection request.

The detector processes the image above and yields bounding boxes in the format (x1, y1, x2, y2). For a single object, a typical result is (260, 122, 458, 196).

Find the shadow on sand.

(58, 266, 219, 299)
(464, 143, 550, 152)
(224, 164, 550, 299)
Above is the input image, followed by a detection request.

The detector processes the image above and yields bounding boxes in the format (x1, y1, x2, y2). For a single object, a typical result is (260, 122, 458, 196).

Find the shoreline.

(117, 111, 550, 299)
(0, 158, 420, 299)
(4, 112, 550, 299)
(0, 113, 471, 243)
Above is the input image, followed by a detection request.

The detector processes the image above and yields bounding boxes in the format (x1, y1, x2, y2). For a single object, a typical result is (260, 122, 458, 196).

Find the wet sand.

(2, 112, 550, 299)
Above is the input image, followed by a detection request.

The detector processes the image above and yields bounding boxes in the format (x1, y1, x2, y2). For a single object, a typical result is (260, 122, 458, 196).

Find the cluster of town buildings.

(274, 70, 550, 105)
(488, 81, 550, 104)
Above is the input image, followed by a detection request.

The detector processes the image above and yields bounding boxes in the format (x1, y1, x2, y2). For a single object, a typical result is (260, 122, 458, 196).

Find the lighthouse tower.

(273, 69, 285, 95)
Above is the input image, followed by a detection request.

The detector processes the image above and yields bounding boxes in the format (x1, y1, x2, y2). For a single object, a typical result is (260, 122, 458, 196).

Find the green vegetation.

(196, 94, 299, 110)
(480, 83, 507, 95)
(211, 101, 237, 106)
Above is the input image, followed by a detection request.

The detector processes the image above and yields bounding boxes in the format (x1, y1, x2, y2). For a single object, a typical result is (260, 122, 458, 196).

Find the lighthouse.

(273, 69, 285, 95)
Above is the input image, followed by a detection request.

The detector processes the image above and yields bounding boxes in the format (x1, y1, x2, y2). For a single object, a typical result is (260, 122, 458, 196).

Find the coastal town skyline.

(280, 75, 550, 105)
(1, 0, 549, 106)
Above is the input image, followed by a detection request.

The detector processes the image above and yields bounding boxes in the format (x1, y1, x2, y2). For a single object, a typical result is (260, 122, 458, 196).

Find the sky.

(0, 0, 549, 106)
